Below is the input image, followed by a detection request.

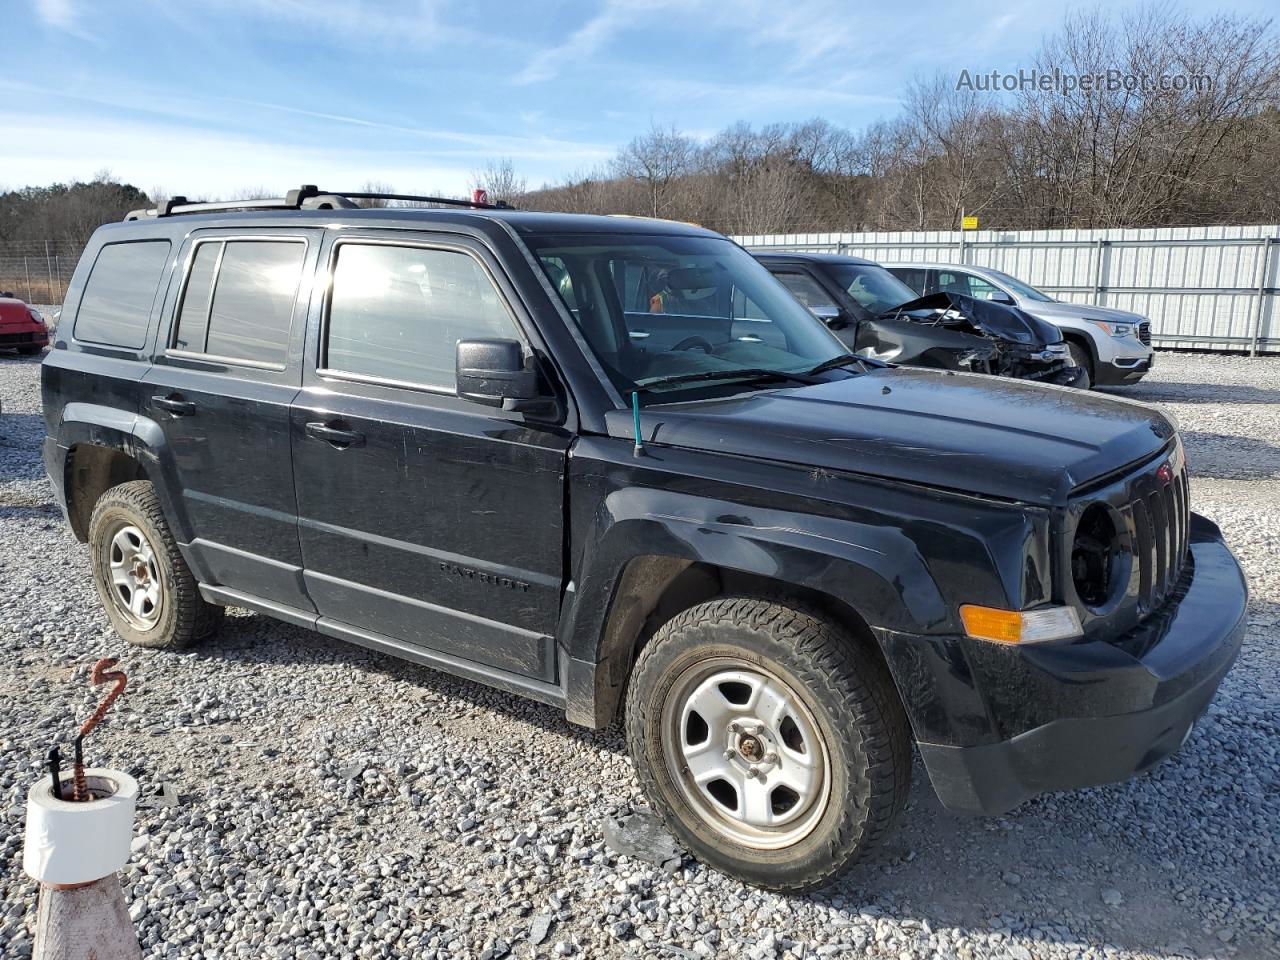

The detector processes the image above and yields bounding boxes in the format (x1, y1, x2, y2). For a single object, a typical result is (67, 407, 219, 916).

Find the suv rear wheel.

(88, 480, 222, 649)
(625, 597, 911, 892)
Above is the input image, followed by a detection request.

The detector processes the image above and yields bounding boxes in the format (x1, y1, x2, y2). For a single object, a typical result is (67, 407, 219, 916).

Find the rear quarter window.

(73, 240, 172, 348)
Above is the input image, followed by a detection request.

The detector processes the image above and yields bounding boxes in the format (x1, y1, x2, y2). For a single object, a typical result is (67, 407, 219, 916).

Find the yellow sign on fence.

(962, 216, 979, 230)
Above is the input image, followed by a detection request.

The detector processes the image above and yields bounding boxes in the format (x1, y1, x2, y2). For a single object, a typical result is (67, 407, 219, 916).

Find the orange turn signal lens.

(960, 605, 1023, 644)
(959, 604, 1083, 645)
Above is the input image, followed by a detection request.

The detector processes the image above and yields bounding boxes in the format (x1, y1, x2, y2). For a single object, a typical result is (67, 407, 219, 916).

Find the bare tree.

(470, 159, 527, 205)
(613, 123, 697, 218)
(352, 180, 397, 208)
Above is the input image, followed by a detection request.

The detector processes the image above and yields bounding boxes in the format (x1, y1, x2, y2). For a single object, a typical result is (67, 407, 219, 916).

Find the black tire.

(88, 480, 222, 649)
(1067, 342, 1093, 389)
(625, 597, 912, 892)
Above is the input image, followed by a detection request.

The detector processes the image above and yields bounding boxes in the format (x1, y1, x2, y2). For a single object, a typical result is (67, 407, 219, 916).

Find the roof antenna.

(632, 391, 645, 457)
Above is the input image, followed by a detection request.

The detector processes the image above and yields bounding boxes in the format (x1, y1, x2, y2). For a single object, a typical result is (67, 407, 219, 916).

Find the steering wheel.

(671, 336, 714, 353)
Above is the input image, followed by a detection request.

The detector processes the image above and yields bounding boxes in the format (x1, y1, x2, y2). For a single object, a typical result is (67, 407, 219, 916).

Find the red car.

(0, 293, 50, 354)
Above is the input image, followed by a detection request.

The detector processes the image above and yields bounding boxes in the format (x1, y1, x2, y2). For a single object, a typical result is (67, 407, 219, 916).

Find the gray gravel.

(1, 350, 1277, 960)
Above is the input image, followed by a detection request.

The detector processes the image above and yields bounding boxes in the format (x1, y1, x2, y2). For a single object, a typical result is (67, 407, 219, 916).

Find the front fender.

(560, 484, 957, 727)
(558, 437, 1049, 728)
(579, 486, 951, 650)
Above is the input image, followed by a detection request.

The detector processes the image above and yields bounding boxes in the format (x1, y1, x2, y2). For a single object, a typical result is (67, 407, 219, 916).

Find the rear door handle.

(152, 395, 196, 416)
(305, 421, 366, 448)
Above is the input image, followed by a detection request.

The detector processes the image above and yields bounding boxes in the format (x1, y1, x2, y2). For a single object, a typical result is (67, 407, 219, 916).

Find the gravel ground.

(0, 351, 1277, 960)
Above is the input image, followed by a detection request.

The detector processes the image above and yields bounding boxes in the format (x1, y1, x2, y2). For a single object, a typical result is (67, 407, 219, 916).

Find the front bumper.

(882, 513, 1246, 815)
(1095, 353, 1152, 386)
(0, 324, 50, 349)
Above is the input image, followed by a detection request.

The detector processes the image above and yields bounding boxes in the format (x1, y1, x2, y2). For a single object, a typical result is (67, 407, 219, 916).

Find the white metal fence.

(735, 225, 1280, 354)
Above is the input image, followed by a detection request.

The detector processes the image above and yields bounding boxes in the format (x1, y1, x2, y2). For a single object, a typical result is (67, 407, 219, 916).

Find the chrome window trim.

(164, 348, 285, 372)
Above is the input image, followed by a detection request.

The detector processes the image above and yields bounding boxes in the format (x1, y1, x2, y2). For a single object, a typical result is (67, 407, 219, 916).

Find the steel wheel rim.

(105, 523, 163, 629)
(661, 656, 831, 849)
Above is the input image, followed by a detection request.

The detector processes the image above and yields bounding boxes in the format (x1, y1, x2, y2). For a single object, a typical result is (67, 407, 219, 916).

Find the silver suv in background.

(882, 263, 1153, 389)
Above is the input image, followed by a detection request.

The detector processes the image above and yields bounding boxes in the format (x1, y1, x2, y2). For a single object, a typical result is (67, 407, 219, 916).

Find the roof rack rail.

(123, 185, 511, 221)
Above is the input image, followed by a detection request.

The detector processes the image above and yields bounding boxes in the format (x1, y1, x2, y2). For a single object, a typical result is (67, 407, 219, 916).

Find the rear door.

(143, 229, 320, 611)
(290, 232, 570, 681)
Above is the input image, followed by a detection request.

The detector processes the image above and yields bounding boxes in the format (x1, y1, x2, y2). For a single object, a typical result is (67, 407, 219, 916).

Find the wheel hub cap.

(662, 659, 831, 849)
(106, 524, 162, 629)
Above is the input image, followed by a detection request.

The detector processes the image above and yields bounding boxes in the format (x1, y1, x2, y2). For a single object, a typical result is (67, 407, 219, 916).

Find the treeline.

(518, 8, 1280, 234)
(0, 176, 150, 248)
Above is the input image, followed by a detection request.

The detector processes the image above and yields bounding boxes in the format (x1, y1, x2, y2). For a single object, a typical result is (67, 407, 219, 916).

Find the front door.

(290, 234, 569, 681)
(143, 229, 320, 611)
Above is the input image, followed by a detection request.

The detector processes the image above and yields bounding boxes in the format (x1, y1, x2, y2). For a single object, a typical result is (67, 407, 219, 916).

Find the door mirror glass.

(808, 303, 843, 323)
(456, 338, 541, 408)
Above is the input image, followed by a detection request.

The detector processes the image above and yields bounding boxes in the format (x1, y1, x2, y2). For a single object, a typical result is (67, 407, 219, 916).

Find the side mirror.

(808, 303, 848, 328)
(456, 339, 542, 410)
(986, 290, 1015, 305)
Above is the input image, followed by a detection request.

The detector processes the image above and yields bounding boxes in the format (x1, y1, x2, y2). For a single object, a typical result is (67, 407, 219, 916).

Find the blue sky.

(2, 0, 1269, 197)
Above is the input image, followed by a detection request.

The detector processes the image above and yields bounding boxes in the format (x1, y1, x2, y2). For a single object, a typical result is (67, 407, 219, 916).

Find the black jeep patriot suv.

(42, 187, 1247, 891)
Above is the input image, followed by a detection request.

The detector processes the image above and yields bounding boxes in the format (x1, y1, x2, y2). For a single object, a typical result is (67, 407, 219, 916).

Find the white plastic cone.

(24, 770, 142, 960)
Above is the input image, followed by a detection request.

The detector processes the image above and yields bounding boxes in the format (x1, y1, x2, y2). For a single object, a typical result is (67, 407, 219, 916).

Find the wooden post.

(44, 242, 55, 304)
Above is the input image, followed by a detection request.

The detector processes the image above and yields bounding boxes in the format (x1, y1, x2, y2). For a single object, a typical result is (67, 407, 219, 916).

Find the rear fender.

(57, 403, 192, 542)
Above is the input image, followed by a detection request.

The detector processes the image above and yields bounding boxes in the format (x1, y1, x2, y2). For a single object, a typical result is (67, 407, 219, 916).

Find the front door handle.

(152, 395, 196, 416)
(305, 421, 366, 448)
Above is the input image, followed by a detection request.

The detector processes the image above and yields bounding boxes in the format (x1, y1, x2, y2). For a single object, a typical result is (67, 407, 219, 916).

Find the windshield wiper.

(634, 367, 817, 396)
(804, 353, 887, 376)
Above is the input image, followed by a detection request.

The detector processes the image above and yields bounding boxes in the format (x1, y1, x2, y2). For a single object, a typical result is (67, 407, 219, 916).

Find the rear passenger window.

(889, 267, 927, 296)
(74, 241, 172, 348)
(324, 243, 518, 389)
(172, 239, 305, 367)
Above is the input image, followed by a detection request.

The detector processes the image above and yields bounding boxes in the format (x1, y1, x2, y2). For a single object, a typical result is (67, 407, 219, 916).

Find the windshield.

(827, 263, 917, 315)
(988, 270, 1056, 302)
(527, 234, 846, 397)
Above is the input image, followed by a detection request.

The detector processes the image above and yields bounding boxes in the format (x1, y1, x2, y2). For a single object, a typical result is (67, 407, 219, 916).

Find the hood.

(1022, 300, 1145, 324)
(880, 292, 1062, 347)
(616, 367, 1174, 506)
(0, 300, 36, 324)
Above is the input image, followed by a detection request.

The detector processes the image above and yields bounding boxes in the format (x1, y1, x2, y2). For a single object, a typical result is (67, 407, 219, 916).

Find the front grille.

(0, 332, 34, 344)
(1138, 321, 1151, 345)
(1127, 452, 1190, 615)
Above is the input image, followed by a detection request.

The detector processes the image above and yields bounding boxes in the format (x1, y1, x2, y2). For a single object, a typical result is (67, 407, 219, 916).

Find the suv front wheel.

(88, 480, 222, 649)
(625, 597, 911, 892)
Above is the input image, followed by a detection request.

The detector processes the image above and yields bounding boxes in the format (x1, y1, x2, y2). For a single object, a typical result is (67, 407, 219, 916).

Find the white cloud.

(0, 109, 609, 196)
(202, 0, 515, 50)
(32, 0, 97, 40)
(34, 0, 74, 27)
(516, 0, 681, 85)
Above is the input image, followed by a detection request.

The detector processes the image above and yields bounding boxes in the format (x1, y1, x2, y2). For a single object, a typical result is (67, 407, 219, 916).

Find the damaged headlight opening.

(1071, 502, 1123, 610)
